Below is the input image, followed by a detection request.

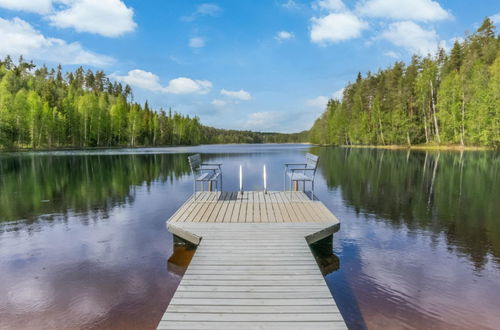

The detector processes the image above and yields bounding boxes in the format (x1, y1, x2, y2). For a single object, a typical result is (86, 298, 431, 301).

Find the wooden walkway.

(169, 191, 339, 224)
(159, 191, 346, 330)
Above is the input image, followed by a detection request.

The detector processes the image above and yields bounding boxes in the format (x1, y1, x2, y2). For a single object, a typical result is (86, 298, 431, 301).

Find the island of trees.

(309, 18, 499, 148)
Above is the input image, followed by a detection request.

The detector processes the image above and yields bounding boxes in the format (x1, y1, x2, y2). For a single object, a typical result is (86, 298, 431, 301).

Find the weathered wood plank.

(223, 192, 236, 223)
(161, 192, 345, 330)
(168, 297, 337, 306)
(176, 285, 331, 292)
(162, 312, 343, 322)
(158, 321, 347, 330)
(166, 304, 338, 313)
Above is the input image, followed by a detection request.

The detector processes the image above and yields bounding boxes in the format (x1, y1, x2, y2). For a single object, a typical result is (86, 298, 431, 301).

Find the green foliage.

(309, 18, 500, 147)
(315, 147, 500, 268)
(0, 57, 304, 149)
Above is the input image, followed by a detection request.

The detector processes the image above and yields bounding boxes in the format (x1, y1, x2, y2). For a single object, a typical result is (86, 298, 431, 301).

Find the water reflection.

(314, 147, 500, 329)
(167, 241, 197, 276)
(315, 147, 500, 268)
(0, 153, 192, 223)
(310, 237, 340, 276)
(0, 145, 499, 330)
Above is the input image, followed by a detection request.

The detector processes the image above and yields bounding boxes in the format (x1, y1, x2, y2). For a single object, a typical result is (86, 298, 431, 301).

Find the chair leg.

(312, 181, 314, 200)
(194, 180, 197, 200)
(283, 169, 286, 191)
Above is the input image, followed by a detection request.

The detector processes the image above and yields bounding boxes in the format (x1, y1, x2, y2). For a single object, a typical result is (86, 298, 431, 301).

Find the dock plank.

(161, 192, 345, 330)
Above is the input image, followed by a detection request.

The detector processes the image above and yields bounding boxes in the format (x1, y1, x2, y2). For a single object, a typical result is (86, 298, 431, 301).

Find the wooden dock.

(158, 191, 347, 330)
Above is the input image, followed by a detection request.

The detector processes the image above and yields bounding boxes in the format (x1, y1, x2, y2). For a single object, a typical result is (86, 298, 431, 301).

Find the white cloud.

(439, 37, 464, 52)
(312, 0, 345, 12)
(0, 0, 52, 14)
(275, 30, 294, 41)
(189, 37, 205, 48)
(112, 69, 164, 92)
(48, 0, 136, 37)
(182, 3, 222, 21)
(211, 99, 227, 106)
(332, 88, 344, 100)
(356, 0, 452, 21)
(379, 21, 438, 55)
(244, 112, 284, 130)
(281, 0, 299, 9)
(220, 89, 252, 101)
(384, 50, 400, 58)
(490, 13, 500, 24)
(310, 12, 368, 44)
(166, 77, 212, 94)
(113, 69, 212, 94)
(197, 3, 222, 15)
(306, 95, 329, 109)
(0, 17, 113, 66)
(307, 88, 344, 109)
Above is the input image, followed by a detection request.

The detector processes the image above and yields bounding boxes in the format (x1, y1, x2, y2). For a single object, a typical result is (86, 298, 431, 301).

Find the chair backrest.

(188, 154, 201, 172)
(306, 153, 319, 170)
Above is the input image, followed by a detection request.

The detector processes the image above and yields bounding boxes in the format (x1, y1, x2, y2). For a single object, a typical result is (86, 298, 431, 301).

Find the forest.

(309, 18, 500, 147)
(1, 18, 498, 150)
(0, 57, 303, 149)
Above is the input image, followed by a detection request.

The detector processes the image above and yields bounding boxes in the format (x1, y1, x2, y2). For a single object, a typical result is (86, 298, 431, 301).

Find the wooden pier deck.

(159, 191, 347, 330)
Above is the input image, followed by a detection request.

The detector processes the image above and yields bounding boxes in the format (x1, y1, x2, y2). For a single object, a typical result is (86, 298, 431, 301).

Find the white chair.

(188, 154, 222, 199)
(284, 153, 319, 198)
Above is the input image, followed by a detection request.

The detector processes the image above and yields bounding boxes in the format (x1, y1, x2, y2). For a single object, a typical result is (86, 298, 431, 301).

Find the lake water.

(0, 144, 499, 329)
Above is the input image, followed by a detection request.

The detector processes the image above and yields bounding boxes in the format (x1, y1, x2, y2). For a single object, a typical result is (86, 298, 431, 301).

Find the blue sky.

(0, 0, 499, 132)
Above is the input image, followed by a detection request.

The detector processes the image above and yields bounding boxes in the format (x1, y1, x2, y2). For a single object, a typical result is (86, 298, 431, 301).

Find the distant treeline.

(309, 18, 500, 147)
(203, 126, 307, 144)
(0, 57, 304, 149)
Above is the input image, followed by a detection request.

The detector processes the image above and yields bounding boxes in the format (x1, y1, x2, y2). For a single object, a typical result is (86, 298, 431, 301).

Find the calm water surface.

(0, 144, 499, 329)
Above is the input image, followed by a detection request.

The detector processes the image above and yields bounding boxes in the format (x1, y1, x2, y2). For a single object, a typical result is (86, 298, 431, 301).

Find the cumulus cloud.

(48, 0, 136, 37)
(0, 0, 53, 14)
(356, 0, 452, 21)
(310, 12, 368, 44)
(113, 69, 212, 94)
(275, 30, 294, 41)
(379, 21, 439, 55)
(220, 89, 252, 101)
(332, 88, 344, 100)
(0, 0, 137, 37)
(306, 95, 329, 109)
(312, 0, 346, 12)
(384, 50, 400, 58)
(189, 37, 205, 48)
(0, 17, 113, 66)
(307, 88, 344, 109)
(182, 3, 222, 21)
(491, 13, 500, 24)
(166, 77, 212, 94)
(211, 99, 227, 106)
(244, 112, 284, 130)
(211, 89, 251, 107)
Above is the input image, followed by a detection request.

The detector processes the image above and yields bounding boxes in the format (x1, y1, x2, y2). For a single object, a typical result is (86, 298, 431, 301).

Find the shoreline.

(1, 143, 495, 153)
(337, 144, 494, 151)
(0, 142, 312, 153)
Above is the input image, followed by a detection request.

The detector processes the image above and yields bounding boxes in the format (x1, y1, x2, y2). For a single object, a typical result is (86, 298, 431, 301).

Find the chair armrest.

(202, 163, 222, 166)
(285, 163, 307, 170)
(200, 164, 222, 170)
(290, 168, 315, 172)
